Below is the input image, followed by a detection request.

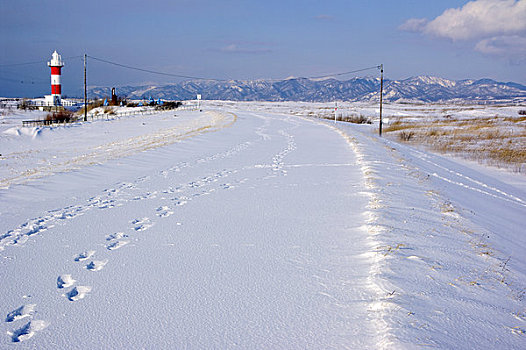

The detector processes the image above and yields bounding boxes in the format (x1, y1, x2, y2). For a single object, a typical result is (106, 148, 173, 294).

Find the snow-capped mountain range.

(88, 76, 526, 103)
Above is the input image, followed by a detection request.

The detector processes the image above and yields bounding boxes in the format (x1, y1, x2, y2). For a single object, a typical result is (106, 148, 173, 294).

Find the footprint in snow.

(97, 199, 117, 209)
(172, 197, 188, 206)
(57, 274, 76, 289)
(106, 240, 129, 251)
(66, 286, 92, 301)
(131, 218, 153, 231)
(106, 232, 128, 241)
(86, 259, 108, 271)
(5, 304, 36, 322)
(13, 235, 29, 245)
(103, 188, 118, 195)
(8, 320, 49, 343)
(74, 250, 96, 262)
(156, 206, 174, 218)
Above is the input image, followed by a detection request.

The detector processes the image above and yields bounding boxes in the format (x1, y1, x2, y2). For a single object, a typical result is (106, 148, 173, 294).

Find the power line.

(0, 60, 49, 67)
(1, 54, 382, 82)
(87, 55, 219, 81)
(0, 55, 83, 67)
(307, 65, 382, 80)
(0, 76, 48, 85)
(1, 53, 383, 87)
(87, 55, 382, 82)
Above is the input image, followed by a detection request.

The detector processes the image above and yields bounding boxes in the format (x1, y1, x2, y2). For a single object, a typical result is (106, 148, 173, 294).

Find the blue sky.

(1, 0, 525, 97)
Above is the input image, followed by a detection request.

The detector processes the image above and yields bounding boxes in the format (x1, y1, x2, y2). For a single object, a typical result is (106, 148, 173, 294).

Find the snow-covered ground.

(208, 100, 526, 172)
(205, 100, 525, 122)
(1, 102, 525, 348)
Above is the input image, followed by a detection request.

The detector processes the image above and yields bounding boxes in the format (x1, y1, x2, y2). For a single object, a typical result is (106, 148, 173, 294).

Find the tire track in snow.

(406, 147, 526, 208)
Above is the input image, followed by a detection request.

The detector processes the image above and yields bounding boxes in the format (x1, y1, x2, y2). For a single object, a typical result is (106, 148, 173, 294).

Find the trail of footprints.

(3, 127, 296, 343)
(1, 167, 242, 252)
(269, 130, 297, 177)
(4, 227, 140, 341)
(4, 303, 48, 343)
(3, 169, 247, 343)
(0, 132, 285, 252)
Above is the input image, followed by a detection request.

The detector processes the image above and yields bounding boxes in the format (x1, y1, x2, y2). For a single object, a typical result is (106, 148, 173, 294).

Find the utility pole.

(379, 64, 384, 137)
(84, 54, 87, 122)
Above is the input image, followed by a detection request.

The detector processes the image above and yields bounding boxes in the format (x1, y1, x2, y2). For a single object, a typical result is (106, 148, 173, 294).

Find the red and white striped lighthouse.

(47, 50, 64, 106)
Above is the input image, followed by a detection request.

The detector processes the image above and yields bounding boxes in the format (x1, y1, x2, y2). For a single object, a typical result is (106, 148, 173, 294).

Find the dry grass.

(319, 113, 372, 124)
(103, 107, 115, 115)
(76, 100, 104, 116)
(341, 115, 372, 124)
(46, 110, 75, 123)
(399, 131, 415, 141)
(384, 114, 526, 172)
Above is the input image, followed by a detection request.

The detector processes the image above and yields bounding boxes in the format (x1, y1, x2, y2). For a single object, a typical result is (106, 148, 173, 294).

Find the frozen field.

(1, 102, 525, 348)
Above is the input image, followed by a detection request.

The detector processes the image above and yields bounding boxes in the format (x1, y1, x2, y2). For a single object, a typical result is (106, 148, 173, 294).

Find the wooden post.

(379, 64, 384, 137)
(84, 54, 87, 122)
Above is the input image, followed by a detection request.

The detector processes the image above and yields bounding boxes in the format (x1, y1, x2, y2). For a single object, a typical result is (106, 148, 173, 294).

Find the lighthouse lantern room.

(46, 50, 64, 107)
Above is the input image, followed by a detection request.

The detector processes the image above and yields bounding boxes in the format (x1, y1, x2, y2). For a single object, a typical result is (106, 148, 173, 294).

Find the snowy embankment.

(0, 104, 525, 348)
(0, 108, 229, 189)
(333, 122, 526, 348)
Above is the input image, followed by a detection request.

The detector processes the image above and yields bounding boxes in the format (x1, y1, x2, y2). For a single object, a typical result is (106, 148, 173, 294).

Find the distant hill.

(87, 76, 526, 104)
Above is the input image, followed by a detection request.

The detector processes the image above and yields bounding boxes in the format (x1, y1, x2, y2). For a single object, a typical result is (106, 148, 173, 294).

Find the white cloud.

(400, 0, 526, 60)
(475, 35, 526, 56)
(401, 0, 526, 40)
(424, 0, 526, 40)
(398, 18, 428, 32)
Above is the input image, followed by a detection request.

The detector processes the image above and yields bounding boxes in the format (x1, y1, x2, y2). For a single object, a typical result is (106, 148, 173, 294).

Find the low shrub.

(17, 99, 33, 110)
(46, 109, 75, 123)
(76, 100, 103, 116)
(399, 131, 415, 141)
(155, 101, 182, 110)
(340, 114, 372, 124)
(103, 107, 115, 115)
(426, 129, 440, 137)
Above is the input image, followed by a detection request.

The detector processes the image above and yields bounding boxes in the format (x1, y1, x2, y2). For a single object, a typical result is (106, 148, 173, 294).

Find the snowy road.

(1, 107, 525, 349)
(1, 110, 381, 348)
